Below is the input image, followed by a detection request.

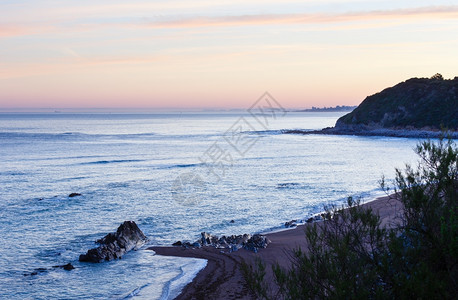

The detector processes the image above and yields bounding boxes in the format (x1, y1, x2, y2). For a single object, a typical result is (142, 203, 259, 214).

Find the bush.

(242, 136, 457, 299)
(382, 136, 457, 298)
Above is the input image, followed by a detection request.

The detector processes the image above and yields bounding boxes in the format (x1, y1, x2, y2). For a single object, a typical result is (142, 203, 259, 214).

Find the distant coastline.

(294, 105, 357, 112)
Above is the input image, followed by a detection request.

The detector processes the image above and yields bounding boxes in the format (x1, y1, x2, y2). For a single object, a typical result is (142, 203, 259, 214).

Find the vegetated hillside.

(336, 75, 458, 131)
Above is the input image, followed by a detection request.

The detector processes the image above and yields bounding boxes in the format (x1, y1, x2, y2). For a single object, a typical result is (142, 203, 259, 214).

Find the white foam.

(122, 258, 207, 300)
(161, 258, 207, 300)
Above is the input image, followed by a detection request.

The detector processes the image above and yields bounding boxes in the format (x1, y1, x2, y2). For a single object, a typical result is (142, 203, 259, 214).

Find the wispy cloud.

(0, 24, 55, 38)
(1, 5, 456, 39)
(0, 55, 168, 80)
(0, 25, 31, 37)
(142, 6, 458, 28)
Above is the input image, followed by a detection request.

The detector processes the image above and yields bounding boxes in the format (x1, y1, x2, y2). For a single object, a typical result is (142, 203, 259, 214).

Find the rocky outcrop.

(173, 232, 270, 253)
(285, 75, 458, 138)
(68, 193, 81, 197)
(79, 221, 148, 263)
(336, 76, 458, 131)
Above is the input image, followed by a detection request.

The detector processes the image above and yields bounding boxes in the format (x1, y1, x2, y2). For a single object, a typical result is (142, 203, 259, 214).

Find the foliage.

(381, 136, 457, 298)
(271, 197, 388, 300)
(240, 258, 271, 300)
(242, 137, 457, 299)
(431, 73, 444, 80)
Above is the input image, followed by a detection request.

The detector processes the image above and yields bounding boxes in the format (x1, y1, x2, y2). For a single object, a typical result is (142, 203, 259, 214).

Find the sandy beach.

(148, 195, 403, 299)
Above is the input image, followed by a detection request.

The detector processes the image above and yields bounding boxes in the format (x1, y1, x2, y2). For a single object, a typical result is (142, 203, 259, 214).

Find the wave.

(122, 283, 149, 299)
(157, 162, 206, 170)
(79, 159, 146, 165)
(0, 171, 27, 176)
(55, 176, 89, 182)
(277, 182, 302, 189)
(120, 258, 207, 300)
(241, 129, 314, 135)
(160, 259, 207, 300)
(0, 131, 156, 140)
(242, 129, 285, 135)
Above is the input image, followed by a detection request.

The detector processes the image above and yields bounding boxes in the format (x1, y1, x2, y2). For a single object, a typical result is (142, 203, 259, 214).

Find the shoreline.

(148, 194, 403, 299)
(284, 127, 458, 139)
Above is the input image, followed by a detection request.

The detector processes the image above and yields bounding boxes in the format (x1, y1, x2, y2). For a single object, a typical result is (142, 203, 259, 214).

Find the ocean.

(0, 111, 419, 299)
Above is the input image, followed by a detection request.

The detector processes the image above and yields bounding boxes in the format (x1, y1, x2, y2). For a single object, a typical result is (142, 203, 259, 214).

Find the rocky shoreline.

(166, 213, 328, 254)
(284, 126, 458, 139)
(171, 232, 270, 253)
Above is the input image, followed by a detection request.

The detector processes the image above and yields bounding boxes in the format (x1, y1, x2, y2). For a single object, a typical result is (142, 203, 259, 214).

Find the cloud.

(0, 55, 168, 80)
(1, 5, 457, 39)
(142, 6, 458, 28)
(0, 24, 55, 38)
(0, 26, 30, 37)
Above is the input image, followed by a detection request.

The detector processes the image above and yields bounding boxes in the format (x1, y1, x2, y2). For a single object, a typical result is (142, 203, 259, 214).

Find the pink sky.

(1, 1, 457, 109)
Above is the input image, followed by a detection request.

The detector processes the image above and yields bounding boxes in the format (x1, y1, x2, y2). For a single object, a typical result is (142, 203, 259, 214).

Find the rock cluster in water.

(173, 232, 270, 253)
(53, 263, 75, 270)
(79, 221, 148, 263)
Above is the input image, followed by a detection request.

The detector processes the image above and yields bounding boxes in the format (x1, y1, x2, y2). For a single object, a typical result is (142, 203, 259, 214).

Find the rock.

(172, 241, 182, 246)
(244, 234, 270, 252)
(230, 220, 235, 223)
(53, 263, 75, 271)
(201, 232, 213, 246)
(79, 221, 148, 263)
(195, 232, 269, 252)
(284, 220, 297, 228)
(24, 268, 47, 276)
(182, 242, 193, 248)
(230, 244, 242, 252)
(192, 242, 201, 248)
(68, 193, 81, 198)
(306, 217, 314, 223)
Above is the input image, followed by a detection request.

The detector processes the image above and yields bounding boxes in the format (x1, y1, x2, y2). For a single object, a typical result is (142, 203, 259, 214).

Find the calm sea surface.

(0, 112, 419, 299)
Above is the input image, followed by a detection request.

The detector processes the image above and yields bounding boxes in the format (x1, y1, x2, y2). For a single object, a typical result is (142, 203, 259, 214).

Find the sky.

(0, 0, 457, 109)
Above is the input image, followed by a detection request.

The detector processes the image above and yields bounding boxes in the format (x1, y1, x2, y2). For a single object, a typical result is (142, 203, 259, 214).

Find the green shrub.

(242, 136, 457, 299)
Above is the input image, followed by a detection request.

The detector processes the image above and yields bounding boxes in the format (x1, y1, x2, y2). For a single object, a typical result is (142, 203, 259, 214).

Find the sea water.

(0, 111, 419, 299)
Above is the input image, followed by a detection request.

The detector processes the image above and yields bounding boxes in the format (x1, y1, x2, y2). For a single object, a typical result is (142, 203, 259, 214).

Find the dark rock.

(172, 241, 182, 246)
(79, 221, 148, 263)
(53, 263, 75, 271)
(230, 220, 235, 223)
(284, 220, 297, 228)
(182, 242, 193, 248)
(306, 217, 314, 223)
(68, 193, 81, 198)
(196, 232, 269, 253)
(25, 268, 47, 276)
(201, 232, 213, 246)
(244, 234, 270, 252)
